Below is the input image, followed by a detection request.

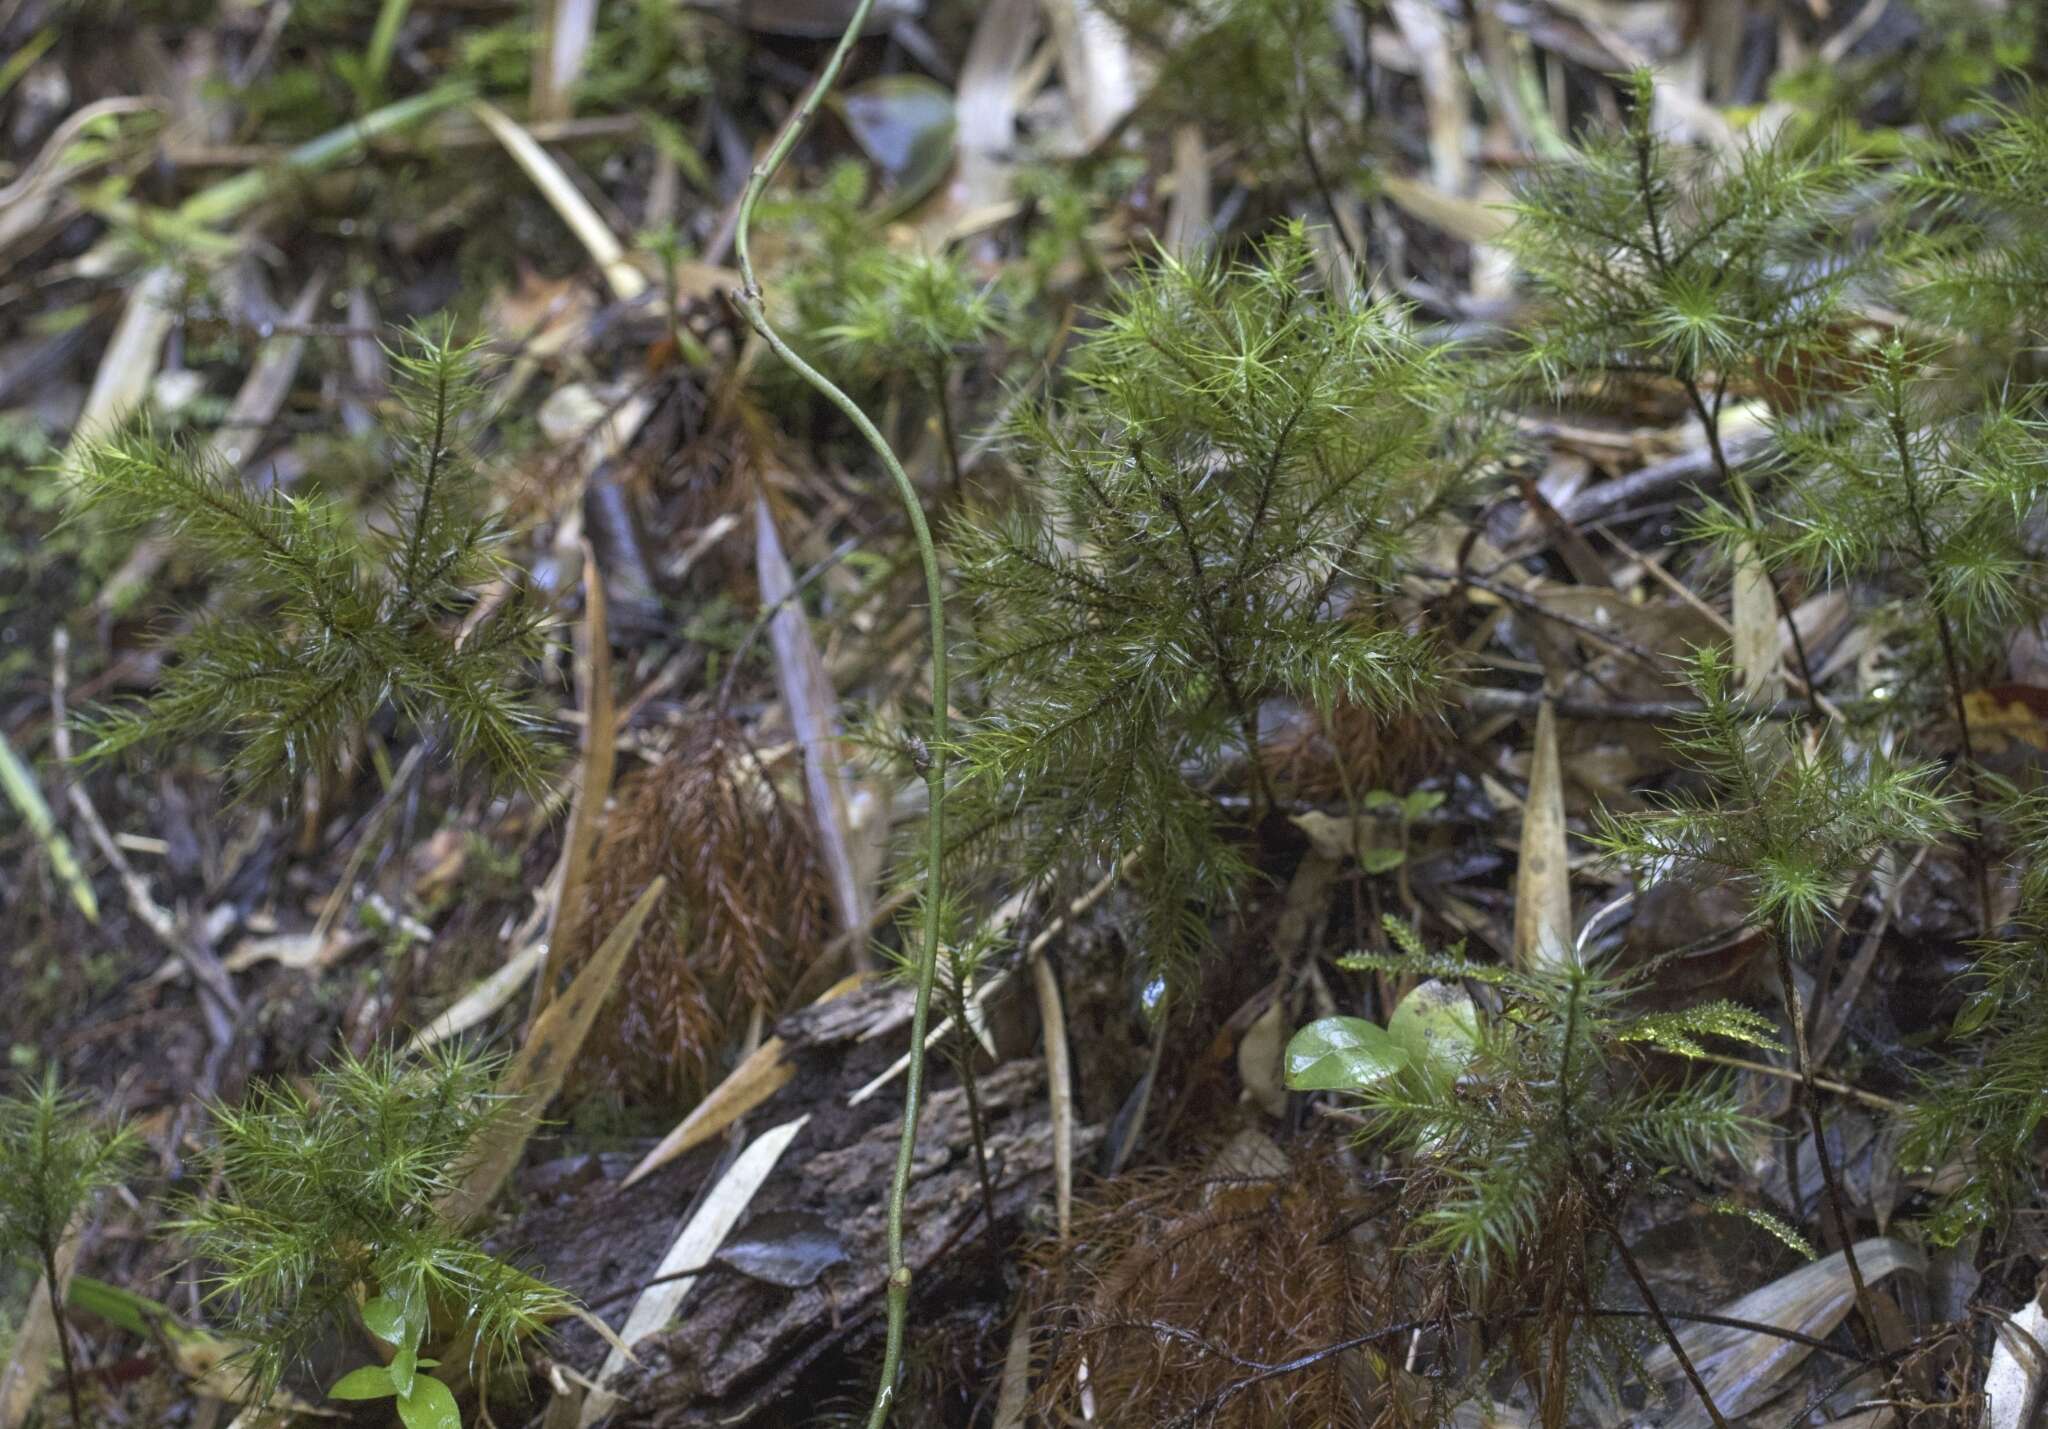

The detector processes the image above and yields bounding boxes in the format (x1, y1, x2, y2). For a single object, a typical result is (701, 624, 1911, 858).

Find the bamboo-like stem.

(726, 5, 948, 1423)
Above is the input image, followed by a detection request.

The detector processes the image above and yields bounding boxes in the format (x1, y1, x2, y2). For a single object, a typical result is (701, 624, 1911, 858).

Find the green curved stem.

(728, 5, 947, 1424)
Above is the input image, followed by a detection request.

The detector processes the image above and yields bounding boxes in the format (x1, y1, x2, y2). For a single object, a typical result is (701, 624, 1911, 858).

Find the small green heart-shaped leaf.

(1388, 980, 1479, 1078)
(395, 1373, 463, 1429)
(1284, 1017, 1405, 1092)
(329, 1364, 397, 1401)
(1359, 846, 1406, 874)
(362, 1294, 408, 1348)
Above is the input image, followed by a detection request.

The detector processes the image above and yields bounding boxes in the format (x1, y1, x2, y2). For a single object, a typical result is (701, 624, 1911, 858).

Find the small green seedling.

(176, 1046, 571, 1422)
(0, 1070, 139, 1427)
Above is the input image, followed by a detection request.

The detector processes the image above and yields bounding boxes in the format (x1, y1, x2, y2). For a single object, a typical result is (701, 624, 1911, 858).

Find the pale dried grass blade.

(579, 1115, 811, 1428)
(0, 97, 158, 257)
(1041, 0, 1139, 152)
(952, 0, 1040, 212)
(1642, 1237, 1924, 1429)
(403, 943, 548, 1056)
(200, 271, 328, 471)
(755, 494, 871, 937)
(99, 269, 329, 612)
(991, 1302, 1034, 1429)
(439, 876, 667, 1225)
(469, 99, 647, 301)
(1731, 539, 1783, 702)
(531, 0, 599, 123)
(1378, 178, 1511, 246)
(1033, 952, 1074, 1241)
(1512, 697, 1571, 968)
(1387, 0, 1470, 195)
(1163, 124, 1211, 257)
(1985, 1291, 2048, 1429)
(0, 1216, 79, 1429)
(60, 263, 178, 475)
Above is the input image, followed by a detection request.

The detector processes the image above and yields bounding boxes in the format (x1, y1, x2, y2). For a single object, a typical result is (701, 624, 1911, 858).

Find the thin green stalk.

(726, 6, 948, 1423)
(364, 0, 412, 96)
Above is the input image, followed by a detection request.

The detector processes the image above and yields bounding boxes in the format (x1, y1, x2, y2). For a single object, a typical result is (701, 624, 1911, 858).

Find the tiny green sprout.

(175, 1045, 572, 1419)
(67, 319, 551, 795)
(0, 1070, 140, 1428)
(817, 246, 1006, 484)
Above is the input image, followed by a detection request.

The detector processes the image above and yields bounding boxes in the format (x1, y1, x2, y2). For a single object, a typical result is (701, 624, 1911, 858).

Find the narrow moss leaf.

(328, 1364, 397, 1400)
(394, 1373, 462, 1429)
(1284, 1016, 1405, 1092)
(1388, 979, 1480, 1079)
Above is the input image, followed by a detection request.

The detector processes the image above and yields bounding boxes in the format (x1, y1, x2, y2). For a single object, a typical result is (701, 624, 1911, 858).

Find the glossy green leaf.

(1388, 980, 1479, 1079)
(329, 1363, 397, 1400)
(361, 1294, 408, 1349)
(395, 1373, 463, 1429)
(1284, 1016, 1405, 1092)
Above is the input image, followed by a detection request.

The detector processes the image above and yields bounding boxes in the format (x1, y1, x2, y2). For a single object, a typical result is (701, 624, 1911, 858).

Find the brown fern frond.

(567, 716, 833, 1104)
(1028, 1146, 1412, 1429)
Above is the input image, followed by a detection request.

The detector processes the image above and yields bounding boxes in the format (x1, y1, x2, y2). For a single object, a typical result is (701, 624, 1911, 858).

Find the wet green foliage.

(949, 223, 1473, 977)
(68, 323, 551, 794)
(1592, 648, 1958, 948)
(174, 1046, 570, 1406)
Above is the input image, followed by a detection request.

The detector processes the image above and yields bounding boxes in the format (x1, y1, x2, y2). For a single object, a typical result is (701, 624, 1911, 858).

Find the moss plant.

(1288, 918, 1779, 1426)
(1591, 647, 1957, 1340)
(951, 222, 1468, 980)
(0, 1071, 139, 1428)
(1505, 69, 1862, 708)
(174, 1046, 571, 1417)
(1909, 92, 2048, 351)
(67, 321, 550, 794)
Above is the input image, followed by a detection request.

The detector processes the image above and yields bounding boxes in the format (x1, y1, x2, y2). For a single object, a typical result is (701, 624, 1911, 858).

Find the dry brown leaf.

(440, 877, 667, 1226)
(535, 541, 615, 1015)
(755, 494, 871, 938)
(1642, 1237, 1924, 1429)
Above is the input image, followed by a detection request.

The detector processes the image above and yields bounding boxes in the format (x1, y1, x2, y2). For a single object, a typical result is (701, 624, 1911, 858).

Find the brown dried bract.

(1029, 1146, 1403, 1429)
(566, 717, 833, 1105)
